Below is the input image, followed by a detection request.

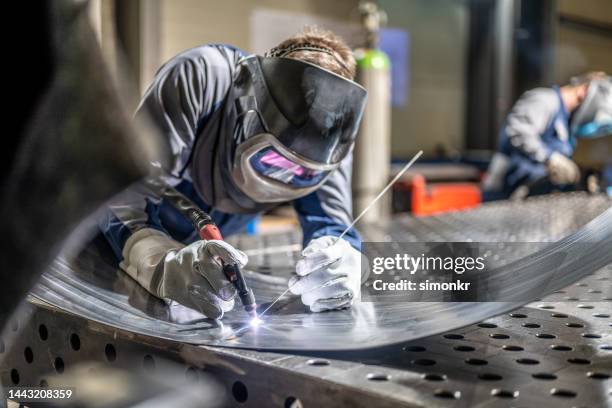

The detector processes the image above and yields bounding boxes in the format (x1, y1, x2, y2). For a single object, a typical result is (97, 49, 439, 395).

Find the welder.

(483, 72, 611, 200)
(98, 27, 367, 319)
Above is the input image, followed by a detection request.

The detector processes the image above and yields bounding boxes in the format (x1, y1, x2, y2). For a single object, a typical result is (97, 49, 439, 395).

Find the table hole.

(478, 373, 503, 381)
(522, 323, 540, 328)
(550, 345, 573, 351)
(434, 389, 460, 399)
(536, 333, 556, 339)
(10, 369, 19, 384)
(54, 357, 65, 373)
(550, 388, 577, 398)
(24, 347, 33, 364)
(38, 324, 48, 341)
(443, 334, 464, 340)
(491, 389, 518, 399)
(284, 396, 302, 408)
(367, 373, 390, 381)
(510, 313, 527, 318)
(587, 372, 610, 380)
(582, 333, 601, 339)
(516, 358, 539, 365)
(307, 359, 330, 366)
(105, 344, 116, 362)
(411, 359, 436, 366)
(422, 373, 446, 381)
(454, 345, 475, 352)
(490, 333, 510, 339)
(567, 358, 590, 365)
(70, 333, 81, 351)
(565, 322, 584, 328)
(502, 345, 524, 351)
(232, 381, 248, 403)
(532, 372, 557, 380)
(477, 323, 497, 328)
(465, 358, 488, 366)
(402, 345, 426, 352)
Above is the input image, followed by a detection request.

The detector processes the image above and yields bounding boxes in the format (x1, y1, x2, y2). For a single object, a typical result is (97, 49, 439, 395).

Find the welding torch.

(162, 186, 257, 318)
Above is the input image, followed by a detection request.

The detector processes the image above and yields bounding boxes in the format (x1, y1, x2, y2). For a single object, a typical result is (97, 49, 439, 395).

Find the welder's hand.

(289, 236, 362, 312)
(121, 228, 247, 319)
(546, 152, 580, 185)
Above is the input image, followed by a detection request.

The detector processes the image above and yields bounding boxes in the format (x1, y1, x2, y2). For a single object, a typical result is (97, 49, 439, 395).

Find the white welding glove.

(121, 228, 247, 319)
(289, 236, 362, 312)
(546, 152, 580, 185)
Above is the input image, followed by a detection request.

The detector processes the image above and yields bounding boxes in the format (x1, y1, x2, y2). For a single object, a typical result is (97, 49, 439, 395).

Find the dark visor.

(238, 56, 367, 166)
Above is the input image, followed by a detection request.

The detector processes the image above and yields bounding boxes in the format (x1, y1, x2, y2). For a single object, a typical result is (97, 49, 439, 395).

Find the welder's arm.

(291, 152, 363, 312)
(98, 178, 172, 260)
(292, 151, 361, 250)
(504, 90, 558, 164)
(101, 46, 234, 259)
(98, 178, 247, 319)
(121, 228, 245, 319)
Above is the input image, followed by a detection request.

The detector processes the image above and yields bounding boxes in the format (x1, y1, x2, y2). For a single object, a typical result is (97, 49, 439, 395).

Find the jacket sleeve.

(504, 89, 560, 163)
(292, 151, 361, 251)
(98, 174, 177, 260)
(99, 46, 236, 260)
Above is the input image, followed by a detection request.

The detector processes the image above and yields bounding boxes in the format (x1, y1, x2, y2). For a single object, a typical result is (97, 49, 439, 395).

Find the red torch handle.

(198, 224, 223, 241)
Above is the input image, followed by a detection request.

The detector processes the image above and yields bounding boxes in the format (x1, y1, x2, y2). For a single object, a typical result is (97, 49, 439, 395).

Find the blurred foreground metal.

(0, 0, 165, 329)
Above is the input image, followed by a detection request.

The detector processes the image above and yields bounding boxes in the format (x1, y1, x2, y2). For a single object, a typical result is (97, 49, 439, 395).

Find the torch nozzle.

(244, 303, 258, 319)
(223, 263, 257, 320)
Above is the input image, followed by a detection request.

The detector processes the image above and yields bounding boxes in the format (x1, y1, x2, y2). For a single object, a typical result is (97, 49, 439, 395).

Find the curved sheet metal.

(31, 193, 611, 351)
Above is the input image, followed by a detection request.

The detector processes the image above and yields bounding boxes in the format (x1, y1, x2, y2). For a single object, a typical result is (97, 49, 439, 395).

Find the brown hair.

(268, 26, 356, 80)
(570, 71, 607, 86)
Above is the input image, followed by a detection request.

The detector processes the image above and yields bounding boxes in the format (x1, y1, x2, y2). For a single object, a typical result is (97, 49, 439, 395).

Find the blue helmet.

(571, 76, 612, 139)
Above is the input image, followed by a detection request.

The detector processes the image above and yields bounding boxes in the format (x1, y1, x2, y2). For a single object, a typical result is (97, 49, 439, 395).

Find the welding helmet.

(571, 77, 612, 139)
(228, 55, 367, 203)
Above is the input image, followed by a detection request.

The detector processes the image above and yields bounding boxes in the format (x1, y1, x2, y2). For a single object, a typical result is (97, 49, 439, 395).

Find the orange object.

(411, 175, 481, 216)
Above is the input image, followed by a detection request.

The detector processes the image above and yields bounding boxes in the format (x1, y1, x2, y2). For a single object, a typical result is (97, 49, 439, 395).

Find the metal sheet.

(2, 263, 610, 407)
(30, 193, 612, 350)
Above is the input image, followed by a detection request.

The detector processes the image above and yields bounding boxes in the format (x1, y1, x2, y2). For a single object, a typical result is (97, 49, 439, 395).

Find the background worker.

(483, 72, 612, 200)
(99, 28, 367, 319)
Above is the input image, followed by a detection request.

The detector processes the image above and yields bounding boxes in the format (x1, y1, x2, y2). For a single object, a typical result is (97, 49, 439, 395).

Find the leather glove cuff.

(120, 228, 183, 296)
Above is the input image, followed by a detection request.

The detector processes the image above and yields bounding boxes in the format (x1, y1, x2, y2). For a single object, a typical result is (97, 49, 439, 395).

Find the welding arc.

(256, 151, 423, 321)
